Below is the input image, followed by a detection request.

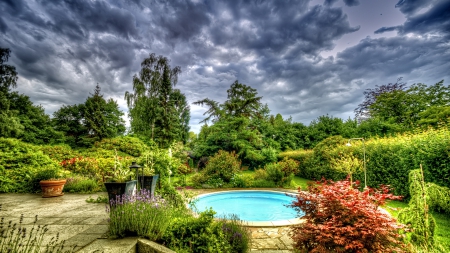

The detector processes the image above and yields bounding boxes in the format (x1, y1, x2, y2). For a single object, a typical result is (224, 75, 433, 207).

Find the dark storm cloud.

(395, 0, 434, 16)
(39, 0, 139, 41)
(1, 0, 449, 132)
(374, 26, 398, 34)
(324, 0, 339, 6)
(379, 0, 450, 37)
(201, 1, 359, 55)
(0, 17, 7, 33)
(343, 0, 360, 7)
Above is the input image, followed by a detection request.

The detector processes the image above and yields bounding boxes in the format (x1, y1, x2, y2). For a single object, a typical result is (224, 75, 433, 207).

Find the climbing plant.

(398, 166, 436, 249)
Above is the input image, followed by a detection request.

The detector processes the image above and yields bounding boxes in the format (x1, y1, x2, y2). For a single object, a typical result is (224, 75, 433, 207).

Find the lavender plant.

(106, 188, 184, 240)
(0, 204, 75, 253)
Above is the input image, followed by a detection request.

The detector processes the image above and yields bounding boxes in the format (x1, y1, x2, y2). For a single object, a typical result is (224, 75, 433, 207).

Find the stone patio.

(0, 192, 297, 252)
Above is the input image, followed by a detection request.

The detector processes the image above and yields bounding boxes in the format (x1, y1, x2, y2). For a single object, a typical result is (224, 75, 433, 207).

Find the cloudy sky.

(1, 0, 449, 133)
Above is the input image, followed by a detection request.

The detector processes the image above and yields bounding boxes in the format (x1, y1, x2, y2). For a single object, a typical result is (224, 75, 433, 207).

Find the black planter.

(104, 180, 137, 205)
(138, 175, 159, 196)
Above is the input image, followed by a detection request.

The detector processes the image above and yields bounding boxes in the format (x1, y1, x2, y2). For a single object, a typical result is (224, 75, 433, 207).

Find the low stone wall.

(137, 239, 176, 253)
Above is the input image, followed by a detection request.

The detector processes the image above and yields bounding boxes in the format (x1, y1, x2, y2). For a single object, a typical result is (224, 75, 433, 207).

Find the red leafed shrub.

(290, 178, 406, 253)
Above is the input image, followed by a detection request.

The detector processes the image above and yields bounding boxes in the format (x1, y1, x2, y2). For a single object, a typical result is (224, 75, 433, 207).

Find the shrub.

(230, 174, 254, 188)
(290, 178, 406, 253)
(203, 150, 241, 183)
(64, 175, 101, 193)
(107, 189, 182, 240)
(253, 169, 268, 180)
(93, 136, 149, 157)
(40, 144, 81, 162)
(190, 172, 207, 188)
(278, 157, 300, 179)
(264, 157, 298, 186)
(160, 209, 250, 253)
(251, 179, 276, 188)
(260, 147, 278, 165)
(398, 168, 436, 248)
(0, 138, 61, 193)
(265, 163, 283, 186)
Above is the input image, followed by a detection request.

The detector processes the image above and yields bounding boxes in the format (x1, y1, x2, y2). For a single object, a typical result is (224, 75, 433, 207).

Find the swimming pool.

(193, 190, 304, 226)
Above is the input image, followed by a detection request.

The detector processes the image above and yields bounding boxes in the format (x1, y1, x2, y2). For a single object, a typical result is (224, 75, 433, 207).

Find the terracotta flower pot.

(39, 179, 66, 198)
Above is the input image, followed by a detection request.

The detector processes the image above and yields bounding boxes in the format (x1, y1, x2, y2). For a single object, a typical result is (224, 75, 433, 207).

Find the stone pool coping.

(192, 189, 305, 227)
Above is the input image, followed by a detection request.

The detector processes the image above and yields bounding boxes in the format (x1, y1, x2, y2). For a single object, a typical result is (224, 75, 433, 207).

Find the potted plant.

(137, 162, 159, 197)
(104, 152, 137, 205)
(36, 167, 66, 198)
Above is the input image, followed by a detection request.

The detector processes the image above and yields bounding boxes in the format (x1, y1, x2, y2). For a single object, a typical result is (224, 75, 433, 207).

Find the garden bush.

(107, 189, 181, 240)
(64, 175, 101, 193)
(230, 173, 254, 188)
(40, 144, 81, 162)
(93, 136, 150, 157)
(282, 128, 450, 199)
(202, 150, 241, 183)
(0, 138, 61, 193)
(264, 157, 299, 186)
(290, 178, 406, 253)
(398, 169, 436, 248)
(160, 209, 250, 253)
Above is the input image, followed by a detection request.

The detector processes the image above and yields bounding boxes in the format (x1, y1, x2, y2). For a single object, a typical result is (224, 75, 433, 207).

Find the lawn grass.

(385, 200, 450, 252)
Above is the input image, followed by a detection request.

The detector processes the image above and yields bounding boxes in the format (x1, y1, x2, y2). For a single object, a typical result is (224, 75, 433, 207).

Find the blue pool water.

(193, 190, 303, 222)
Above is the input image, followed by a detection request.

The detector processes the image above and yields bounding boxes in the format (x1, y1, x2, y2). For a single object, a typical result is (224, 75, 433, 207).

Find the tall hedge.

(280, 129, 450, 199)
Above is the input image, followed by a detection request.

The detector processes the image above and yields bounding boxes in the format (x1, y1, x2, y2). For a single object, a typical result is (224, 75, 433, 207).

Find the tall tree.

(53, 85, 125, 147)
(83, 84, 125, 144)
(125, 53, 189, 147)
(355, 78, 407, 122)
(0, 48, 22, 137)
(0, 48, 63, 143)
(194, 80, 262, 123)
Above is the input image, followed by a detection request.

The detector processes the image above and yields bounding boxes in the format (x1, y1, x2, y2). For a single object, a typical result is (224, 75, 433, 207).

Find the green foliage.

(161, 209, 250, 253)
(263, 157, 298, 187)
(64, 175, 101, 193)
(52, 85, 125, 148)
(398, 168, 436, 249)
(427, 183, 450, 214)
(1, 48, 64, 144)
(0, 138, 61, 193)
(193, 116, 264, 168)
(82, 84, 126, 145)
(125, 53, 189, 148)
(282, 128, 450, 199)
(40, 144, 82, 162)
(203, 150, 241, 183)
(264, 163, 284, 186)
(92, 136, 149, 157)
(230, 173, 254, 188)
(330, 152, 362, 184)
(85, 195, 108, 203)
(356, 79, 450, 132)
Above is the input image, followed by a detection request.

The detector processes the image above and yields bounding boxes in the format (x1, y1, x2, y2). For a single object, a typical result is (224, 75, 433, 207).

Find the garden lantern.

(129, 161, 142, 188)
(346, 138, 367, 189)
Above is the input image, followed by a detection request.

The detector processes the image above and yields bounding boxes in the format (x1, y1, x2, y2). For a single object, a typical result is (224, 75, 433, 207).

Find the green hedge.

(280, 129, 450, 199)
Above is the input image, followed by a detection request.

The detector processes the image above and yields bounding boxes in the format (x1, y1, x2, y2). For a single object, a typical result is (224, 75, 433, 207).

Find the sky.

(1, 0, 449, 133)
